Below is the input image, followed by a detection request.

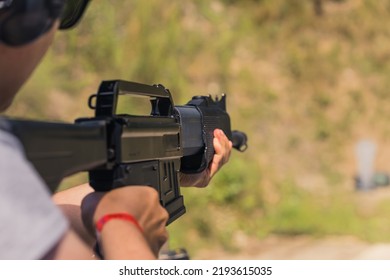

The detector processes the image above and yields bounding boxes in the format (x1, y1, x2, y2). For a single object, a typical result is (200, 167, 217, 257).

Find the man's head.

(0, 0, 90, 111)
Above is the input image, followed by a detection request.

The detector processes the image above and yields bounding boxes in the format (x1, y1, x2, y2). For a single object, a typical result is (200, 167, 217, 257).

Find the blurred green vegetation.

(6, 0, 390, 256)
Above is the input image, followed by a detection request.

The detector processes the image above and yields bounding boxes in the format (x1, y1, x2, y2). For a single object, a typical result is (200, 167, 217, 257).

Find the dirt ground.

(190, 188, 390, 260)
(194, 235, 390, 260)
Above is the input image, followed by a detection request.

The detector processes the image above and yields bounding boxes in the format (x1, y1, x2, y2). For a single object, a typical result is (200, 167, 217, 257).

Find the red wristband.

(95, 213, 144, 234)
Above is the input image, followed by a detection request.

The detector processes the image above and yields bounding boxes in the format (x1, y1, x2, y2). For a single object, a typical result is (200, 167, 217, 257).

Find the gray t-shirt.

(0, 128, 68, 259)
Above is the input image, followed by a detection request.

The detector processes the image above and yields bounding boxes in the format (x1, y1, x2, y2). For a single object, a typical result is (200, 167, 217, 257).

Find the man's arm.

(52, 186, 169, 259)
(53, 184, 96, 247)
(43, 229, 97, 259)
(81, 186, 169, 259)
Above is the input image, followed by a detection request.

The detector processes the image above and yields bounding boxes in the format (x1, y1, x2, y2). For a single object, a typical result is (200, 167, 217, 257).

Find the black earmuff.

(0, 0, 65, 46)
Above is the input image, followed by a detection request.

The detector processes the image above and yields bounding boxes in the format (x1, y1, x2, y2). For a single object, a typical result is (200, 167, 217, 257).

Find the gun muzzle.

(232, 130, 248, 152)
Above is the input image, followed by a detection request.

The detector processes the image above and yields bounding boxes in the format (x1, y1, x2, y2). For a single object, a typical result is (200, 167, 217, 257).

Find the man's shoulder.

(0, 117, 24, 153)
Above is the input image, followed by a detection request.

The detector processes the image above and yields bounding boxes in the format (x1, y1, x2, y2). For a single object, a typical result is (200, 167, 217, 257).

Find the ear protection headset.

(0, 0, 90, 46)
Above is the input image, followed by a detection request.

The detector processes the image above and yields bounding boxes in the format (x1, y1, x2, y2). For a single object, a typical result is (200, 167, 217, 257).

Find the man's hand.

(180, 129, 233, 187)
(81, 186, 169, 259)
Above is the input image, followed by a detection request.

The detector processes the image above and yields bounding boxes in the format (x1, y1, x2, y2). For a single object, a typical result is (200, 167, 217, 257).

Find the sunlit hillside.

(6, 0, 390, 257)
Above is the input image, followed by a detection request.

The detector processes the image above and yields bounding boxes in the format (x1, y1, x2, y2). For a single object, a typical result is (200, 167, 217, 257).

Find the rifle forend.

(5, 80, 248, 224)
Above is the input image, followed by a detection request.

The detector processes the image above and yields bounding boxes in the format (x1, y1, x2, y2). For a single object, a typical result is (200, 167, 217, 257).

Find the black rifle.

(1, 80, 247, 224)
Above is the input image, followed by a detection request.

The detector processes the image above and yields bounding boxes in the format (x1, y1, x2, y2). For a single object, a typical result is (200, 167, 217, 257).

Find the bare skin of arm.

(53, 184, 96, 247)
(51, 186, 168, 259)
(43, 229, 97, 260)
(81, 186, 169, 259)
(53, 185, 162, 258)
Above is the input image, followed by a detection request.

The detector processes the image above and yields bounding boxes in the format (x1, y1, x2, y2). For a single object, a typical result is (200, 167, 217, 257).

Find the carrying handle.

(88, 80, 174, 117)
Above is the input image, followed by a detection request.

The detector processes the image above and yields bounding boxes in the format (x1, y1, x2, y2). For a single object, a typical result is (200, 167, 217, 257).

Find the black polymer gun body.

(3, 80, 248, 224)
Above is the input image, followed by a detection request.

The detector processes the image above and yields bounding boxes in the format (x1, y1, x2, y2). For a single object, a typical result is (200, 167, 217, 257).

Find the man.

(0, 0, 232, 259)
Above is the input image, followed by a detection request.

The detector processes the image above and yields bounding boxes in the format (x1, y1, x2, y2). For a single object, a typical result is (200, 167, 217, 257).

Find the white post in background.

(355, 139, 377, 190)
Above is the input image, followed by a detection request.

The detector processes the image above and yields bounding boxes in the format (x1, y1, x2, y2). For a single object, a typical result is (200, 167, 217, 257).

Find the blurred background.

(6, 0, 390, 259)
